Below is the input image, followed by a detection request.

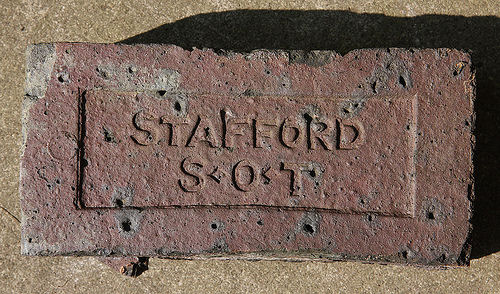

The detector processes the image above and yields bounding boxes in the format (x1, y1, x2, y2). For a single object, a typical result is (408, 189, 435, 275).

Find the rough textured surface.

(1, 0, 499, 293)
(20, 43, 474, 267)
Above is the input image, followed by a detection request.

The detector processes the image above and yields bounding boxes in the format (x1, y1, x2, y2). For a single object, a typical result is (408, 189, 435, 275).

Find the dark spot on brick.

(96, 67, 108, 79)
(210, 239, 229, 253)
(257, 220, 263, 226)
(303, 223, 315, 234)
(399, 75, 407, 88)
(103, 127, 117, 143)
(174, 101, 182, 111)
(121, 219, 132, 232)
(115, 199, 124, 208)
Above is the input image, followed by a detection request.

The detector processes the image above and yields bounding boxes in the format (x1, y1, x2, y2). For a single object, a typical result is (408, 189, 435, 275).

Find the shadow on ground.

(120, 10, 499, 260)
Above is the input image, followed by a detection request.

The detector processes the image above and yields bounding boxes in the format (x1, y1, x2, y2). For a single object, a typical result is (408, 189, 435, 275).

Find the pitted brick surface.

(20, 43, 475, 266)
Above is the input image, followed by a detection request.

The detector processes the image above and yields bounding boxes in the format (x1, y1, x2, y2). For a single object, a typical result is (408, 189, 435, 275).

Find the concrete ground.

(1, 1, 499, 293)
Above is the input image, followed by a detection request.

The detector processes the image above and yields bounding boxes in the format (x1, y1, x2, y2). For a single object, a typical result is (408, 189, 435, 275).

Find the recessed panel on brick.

(20, 43, 475, 266)
(82, 90, 416, 217)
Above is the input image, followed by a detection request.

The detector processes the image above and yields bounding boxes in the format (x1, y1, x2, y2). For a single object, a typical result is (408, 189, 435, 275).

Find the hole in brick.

(158, 90, 166, 96)
(121, 219, 132, 232)
(43, 110, 48, 115)
(257, 220, 263, 226)
(303, 223, 315, 234)
(28, 238, 32, 243)
(399, 76, 407, 88)
(367, 214, 374, 222)
(115, 199, 124, 208)
(96, 68, 108, 79)
(55, 179, 60, 184)
(174, 101, 182, 112)
(57, 75, 65, 83)
(427, 211, 435, 220)
(71, 186, 75, 191)
(265, 69, 271, 75)
(402, 250, 408, 259)
(211, 223, 218, 230)
(309, 170, 316, 178)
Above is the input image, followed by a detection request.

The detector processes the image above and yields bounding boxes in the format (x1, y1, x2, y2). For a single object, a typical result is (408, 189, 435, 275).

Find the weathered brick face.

(20, 43, 475, 266)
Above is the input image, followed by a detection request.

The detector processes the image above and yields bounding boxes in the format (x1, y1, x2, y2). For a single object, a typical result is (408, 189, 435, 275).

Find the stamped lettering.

(81, 90, 417, 217)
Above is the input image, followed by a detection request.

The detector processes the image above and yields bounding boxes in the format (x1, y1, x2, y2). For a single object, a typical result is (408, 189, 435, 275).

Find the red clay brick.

(20, 43, 475, 266)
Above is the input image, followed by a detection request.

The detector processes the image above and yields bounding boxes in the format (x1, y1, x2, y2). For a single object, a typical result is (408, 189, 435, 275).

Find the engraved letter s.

(131, 110, 158, 146)
(179, 157, 205, 192)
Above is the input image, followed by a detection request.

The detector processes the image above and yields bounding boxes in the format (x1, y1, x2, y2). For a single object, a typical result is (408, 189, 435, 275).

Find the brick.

(20, 43, 475, 266)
